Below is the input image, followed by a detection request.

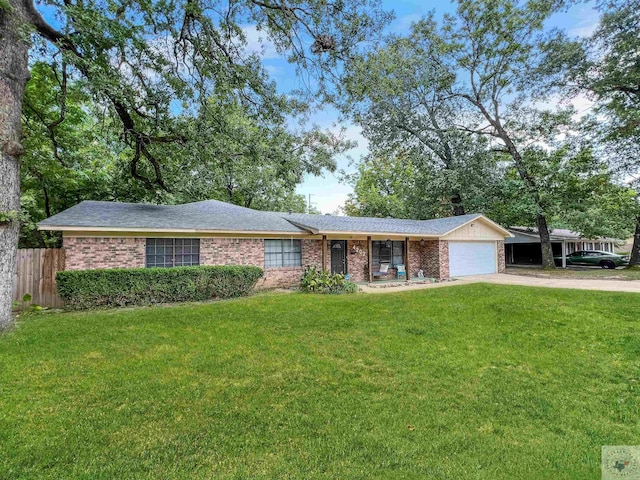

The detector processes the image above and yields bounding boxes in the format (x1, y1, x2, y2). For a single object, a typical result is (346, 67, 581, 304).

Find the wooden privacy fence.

(13, 248, 66, 308)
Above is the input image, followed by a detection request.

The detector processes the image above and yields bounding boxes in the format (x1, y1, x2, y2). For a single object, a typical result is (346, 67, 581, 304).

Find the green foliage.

(19, 62, 350, 247)
(343, 148, 503, 220)
(0, 210, 22, 224)
(22, 0, 391, 194)
(299, 266, 359, 294)
(341, 29, 501, 218)
(20, 62, 120, 248)
(156, 96, 351, 209)
(11, 293, 43, 315)
(547, 1, 640, 144)
(489, 145, 637, 238)
(56, 266, 263, 310)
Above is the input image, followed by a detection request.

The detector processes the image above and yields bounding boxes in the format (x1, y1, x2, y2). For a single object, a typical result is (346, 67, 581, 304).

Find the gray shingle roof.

(284, 212, 484, 236)
(38, 200, 306, 233)
(39, 200, 494, 237)
(507, 227, 619, 242)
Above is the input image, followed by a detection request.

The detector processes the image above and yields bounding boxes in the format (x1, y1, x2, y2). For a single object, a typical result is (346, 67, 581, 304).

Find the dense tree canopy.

(340, 0, 640, 266)
(341, 31, 503, 217)
(544, 0, 640, 264)
(0, 0, 391, 327)
(18, 62, 349, 248)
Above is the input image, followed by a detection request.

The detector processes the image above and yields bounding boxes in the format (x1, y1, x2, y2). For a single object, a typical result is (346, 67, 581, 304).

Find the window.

(265, 239, 302, 268)
(372, 241, 404, 267)
(146, 238, 200, 268)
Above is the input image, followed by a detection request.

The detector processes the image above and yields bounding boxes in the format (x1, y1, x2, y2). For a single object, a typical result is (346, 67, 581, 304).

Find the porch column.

(322, 235, 327, 272)
(404, 237, 410, 282)
(367, 235, 373, 283)
(562, 240, 567, 269)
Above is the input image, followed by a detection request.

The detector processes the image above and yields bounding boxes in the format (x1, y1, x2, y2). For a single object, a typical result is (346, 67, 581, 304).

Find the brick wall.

(406, 240, 450, 280)
(408, 241, 422, 278)
(200, 238, 264, 266)
(63, 236, 324, 289)
(438, 240, 450, 279)
(63, 235, 462, 285)
(64, 237, 145, 270)
(303, 240, 323, 269)
(497, 240, 505, 273)
(346, 240, 368, 282)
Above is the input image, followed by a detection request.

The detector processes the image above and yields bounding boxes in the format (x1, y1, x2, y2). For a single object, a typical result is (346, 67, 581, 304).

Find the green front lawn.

(1, 285, 639, 479)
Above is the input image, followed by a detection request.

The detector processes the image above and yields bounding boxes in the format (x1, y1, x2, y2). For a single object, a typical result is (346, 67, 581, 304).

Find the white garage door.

(448, 242, 496, 277)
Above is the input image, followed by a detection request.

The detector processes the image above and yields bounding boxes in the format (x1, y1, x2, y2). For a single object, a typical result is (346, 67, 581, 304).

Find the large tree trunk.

(0, 0, 31, 330)
(472, 100, 557, 269)
(537, 214, 555, 269)
(451, 192, 465, 216)
(628, 216, 640, 267)
(493, 123, 556, 269)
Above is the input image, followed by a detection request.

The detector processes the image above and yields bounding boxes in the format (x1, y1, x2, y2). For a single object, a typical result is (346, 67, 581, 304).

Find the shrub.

(299, 266, 359, 294)
(56, 266, 263, 310)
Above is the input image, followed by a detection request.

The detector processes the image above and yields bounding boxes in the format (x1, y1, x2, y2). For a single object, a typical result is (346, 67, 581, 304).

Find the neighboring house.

(38, 199, 512, 288)
(505, 227, 619, 266)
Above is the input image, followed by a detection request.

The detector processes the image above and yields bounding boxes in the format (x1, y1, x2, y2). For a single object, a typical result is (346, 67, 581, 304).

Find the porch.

(320, 235, 448, 284)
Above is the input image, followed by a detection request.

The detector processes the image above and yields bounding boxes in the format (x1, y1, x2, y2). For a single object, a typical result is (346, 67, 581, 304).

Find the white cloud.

(241, 24, 281, 60)
(571, 93, 595, 118)
(263, 64, 284, 78)
(566, 5, 599, 38)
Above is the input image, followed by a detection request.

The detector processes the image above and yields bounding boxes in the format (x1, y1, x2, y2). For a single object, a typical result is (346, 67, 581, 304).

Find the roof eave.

(37, 225, 309, 235)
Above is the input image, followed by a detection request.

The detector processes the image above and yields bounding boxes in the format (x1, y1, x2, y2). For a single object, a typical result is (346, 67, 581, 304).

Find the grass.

(506, 266, 640, 280)
(1, 285, 639, 479)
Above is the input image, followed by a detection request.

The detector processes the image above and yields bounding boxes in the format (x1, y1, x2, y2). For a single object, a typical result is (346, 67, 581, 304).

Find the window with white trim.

(146, 238, 200, 268)
(264, 239, 302, 268)
(372, 240, 404, 267)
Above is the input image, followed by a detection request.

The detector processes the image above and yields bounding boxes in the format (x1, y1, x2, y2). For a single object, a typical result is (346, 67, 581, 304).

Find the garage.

(448, 241, 497, 276)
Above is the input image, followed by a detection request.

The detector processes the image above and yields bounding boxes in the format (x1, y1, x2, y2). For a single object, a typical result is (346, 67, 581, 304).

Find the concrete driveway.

(457, 273, 640, 293)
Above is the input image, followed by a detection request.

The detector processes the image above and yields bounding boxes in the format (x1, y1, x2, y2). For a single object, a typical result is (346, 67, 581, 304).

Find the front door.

(330, 240, 347, 275)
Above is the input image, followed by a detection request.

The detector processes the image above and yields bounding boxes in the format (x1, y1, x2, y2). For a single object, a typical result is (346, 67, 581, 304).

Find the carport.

(505, 227, 618, 268)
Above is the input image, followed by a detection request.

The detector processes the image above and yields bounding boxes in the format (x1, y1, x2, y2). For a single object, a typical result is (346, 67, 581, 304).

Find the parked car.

(554, 250, 629, 269)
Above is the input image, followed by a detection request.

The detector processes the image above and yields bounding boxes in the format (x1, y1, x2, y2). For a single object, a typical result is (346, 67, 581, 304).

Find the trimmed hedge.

(56, 265, 263, 310)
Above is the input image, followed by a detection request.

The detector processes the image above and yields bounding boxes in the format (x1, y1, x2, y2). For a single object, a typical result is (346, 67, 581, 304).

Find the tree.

(543, 0, 640, 264)
(343, 147, 504, 220)
(163, 96, 352, 208)
(343, 153, 416, 218)
(20, 62, 120, 248)
(0, 0, 390, 328)
(399, 1, 571, 268)
(504, 144, 637, 240)
(341, 31, 499, 217)
(19, 62, 344, 250)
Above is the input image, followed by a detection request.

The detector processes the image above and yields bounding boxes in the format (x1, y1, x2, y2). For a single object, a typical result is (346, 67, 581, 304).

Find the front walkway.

(359, 280, 464, 294)
(358, 273, 640, 294)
